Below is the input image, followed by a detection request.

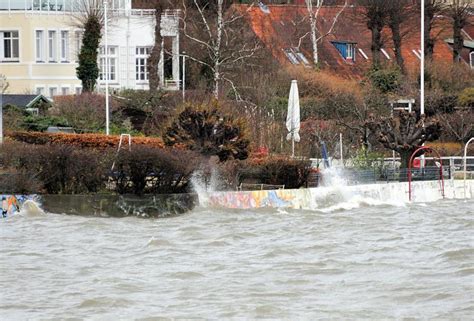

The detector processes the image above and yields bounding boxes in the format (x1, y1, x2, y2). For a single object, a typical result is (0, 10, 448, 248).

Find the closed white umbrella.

(286, 79, 300, 157)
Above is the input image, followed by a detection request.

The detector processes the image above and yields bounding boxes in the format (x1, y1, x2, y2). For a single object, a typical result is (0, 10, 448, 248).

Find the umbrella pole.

(292, 137, 295, 158)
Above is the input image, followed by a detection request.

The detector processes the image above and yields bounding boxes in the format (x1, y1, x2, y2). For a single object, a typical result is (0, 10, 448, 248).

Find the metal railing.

(238, 183, 285, 191)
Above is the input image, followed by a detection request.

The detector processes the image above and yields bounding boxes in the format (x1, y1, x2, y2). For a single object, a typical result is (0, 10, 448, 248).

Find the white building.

(0, 0, 180, 97)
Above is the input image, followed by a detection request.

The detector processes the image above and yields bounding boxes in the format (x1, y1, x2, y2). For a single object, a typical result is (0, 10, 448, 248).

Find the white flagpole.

(104, 0, 110, 136)
(421, 0, 425, 168)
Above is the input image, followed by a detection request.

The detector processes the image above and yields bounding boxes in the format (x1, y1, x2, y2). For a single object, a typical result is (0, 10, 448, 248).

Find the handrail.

(111, 134, 132, 172)
(408, 147, 444, 201)
(464, 137, 474, 198)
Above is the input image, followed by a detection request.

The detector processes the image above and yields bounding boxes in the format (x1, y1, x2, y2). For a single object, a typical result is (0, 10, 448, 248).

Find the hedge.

(7, 131, 165, 149)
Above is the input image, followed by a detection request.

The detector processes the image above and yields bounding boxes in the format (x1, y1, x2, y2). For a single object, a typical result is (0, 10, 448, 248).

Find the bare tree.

(367, 110, 442, 168)
(439, 109, 474, 146)
(424, 0, 446, 59)
(446, 0, 471, 62)
(357, 0, 390, 68)
(148, 2, 166, 92)
(386, 0, 413, 74)
(181, 0, 260, 99)
(304, 0, 348, 66)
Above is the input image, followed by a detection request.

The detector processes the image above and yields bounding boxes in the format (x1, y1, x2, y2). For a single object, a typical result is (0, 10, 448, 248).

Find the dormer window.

(331, 41, 356, 61)
(284, 48, 310, 66)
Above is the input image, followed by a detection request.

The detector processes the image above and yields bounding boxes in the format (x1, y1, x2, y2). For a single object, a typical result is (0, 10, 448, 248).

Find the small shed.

(1, 94, 51, 114)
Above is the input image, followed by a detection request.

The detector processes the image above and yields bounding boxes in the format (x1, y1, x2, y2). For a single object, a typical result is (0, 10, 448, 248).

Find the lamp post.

(421, 0, 425, 168)
(181, 51, 186, 102)
(0, 75, 6, 144)
(104, 0, 110, 135)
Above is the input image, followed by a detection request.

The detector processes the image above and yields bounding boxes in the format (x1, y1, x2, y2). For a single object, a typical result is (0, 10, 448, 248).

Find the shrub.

(0, 141, 110, 194)
(51, 93, 119, 132)
(424, 90, 458, 116)
(111, 146, 201, 195)
(8, 131, 165, 149)
(458, 87, 474, 108)
(367, 67, 402, 94)
(164, 105, 250, 161)
(22, 115, 70, 132)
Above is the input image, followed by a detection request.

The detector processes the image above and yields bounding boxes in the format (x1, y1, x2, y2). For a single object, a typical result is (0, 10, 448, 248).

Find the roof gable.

(2, 94, 50, 108)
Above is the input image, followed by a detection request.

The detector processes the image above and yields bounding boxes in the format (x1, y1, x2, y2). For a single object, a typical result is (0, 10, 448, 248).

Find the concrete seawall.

(206, 180, 474, 210)
(41, 194, 198, 218)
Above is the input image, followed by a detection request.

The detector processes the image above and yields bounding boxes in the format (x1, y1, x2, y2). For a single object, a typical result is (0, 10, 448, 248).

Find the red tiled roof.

(235, 4, 469, 77)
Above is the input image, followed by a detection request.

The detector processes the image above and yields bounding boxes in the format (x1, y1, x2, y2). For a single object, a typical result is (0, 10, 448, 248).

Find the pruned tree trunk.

(148, 4, 164, 92)
(366, 111, 442, 169)
(424, 1, 437, 59)
(387, 5, 406, 74)
(452, 16, 464, 63)
(371, 26, 383, 68)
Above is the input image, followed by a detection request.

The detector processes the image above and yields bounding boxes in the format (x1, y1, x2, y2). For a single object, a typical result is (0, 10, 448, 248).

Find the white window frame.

(35, 29, 45, 62)
(48, 30, 58, 62)
(412, 49, 421, 60)
(99, 46, 118, 82)
(74, 30, 83, 62)
(48, 86, 58, 98)
(0, 30, 20, 62)
(381, 48, 391, 60)
(135, 46, 151, 82)
(347, 43, 354, 59)
(470, 52, 474, 69)
(35, 86, 45, 95)
(61, 86, 70, 95)
(60, 30, 69, 62)
(358, 48, 369, 60)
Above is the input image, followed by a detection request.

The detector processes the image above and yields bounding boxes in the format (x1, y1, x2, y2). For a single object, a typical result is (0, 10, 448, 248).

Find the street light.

(181, 51, 186, 102)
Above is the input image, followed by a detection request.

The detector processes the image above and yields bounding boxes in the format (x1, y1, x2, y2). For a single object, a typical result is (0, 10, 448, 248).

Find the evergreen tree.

(76, 15, 101, 92)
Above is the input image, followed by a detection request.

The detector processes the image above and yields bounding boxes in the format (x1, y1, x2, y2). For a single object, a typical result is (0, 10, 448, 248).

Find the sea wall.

(40, 194, 198, 218)
(206, 179, 474, 210)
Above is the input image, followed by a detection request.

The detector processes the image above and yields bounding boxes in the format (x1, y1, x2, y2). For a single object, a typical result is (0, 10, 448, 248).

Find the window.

(75, 87, 82, 95)
(75, 30, 83, 62)
(347, 43, 354, 59)
(412, 49, 421, 60)
(331, 42, 356, 61)
(36, 87, 45, 95)
(1, 31, 19, 62)
(36, 30, 45, 62)
(358, 48, 369, 60)
(61, 87, 69, 95)
(284, 49, 299, 65)
(99, 46, 118, 81)
(48, 30, 57, 62)
(470, 52, 474, 69)
(60, 31, 69, 62)
(49, 87, 57, 97)
(135, 47, 151, 81)
(381, 48, 391, 60)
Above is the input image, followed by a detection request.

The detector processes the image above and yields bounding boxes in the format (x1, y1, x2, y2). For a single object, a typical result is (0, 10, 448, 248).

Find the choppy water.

(1, 199, 473, 319)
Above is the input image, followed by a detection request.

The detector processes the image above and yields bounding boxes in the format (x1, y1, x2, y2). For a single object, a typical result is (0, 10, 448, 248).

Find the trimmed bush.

(0, 141, 110, 194)
(110, 146, 202, 195)
(8, 131, 165, 149)
(164, 106, 250, 162)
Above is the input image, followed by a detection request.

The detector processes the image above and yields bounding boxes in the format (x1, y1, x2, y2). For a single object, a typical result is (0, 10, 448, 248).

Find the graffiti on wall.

(208, 189, 312, 209)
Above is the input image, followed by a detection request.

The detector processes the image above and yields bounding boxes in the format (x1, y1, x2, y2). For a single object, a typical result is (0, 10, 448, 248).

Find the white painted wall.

(98, 14, 155, 91)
